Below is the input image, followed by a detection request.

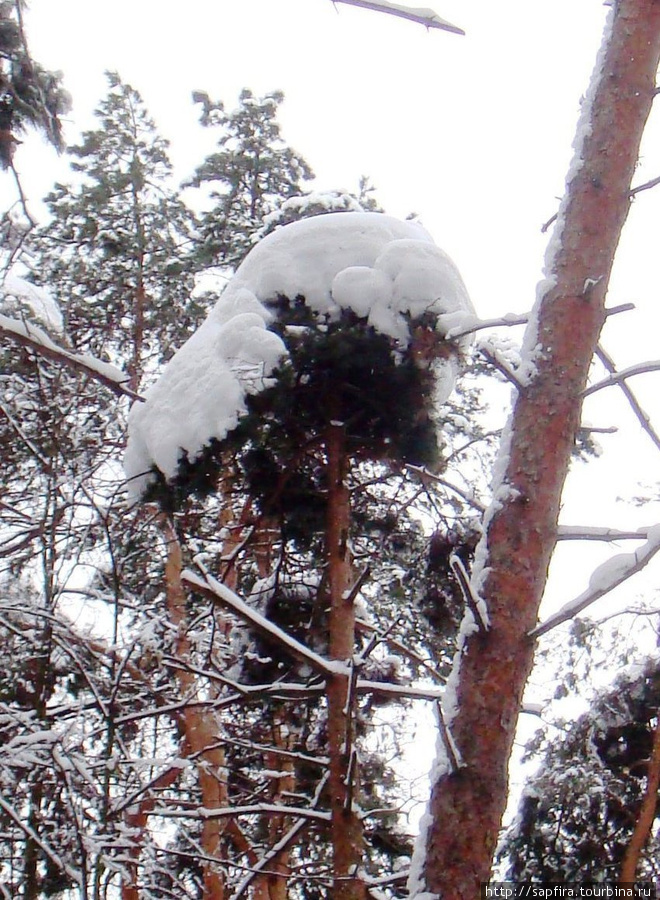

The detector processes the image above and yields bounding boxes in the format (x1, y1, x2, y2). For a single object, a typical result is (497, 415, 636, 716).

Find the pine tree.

(499, 659, 660, 882)
(31, 71, 199, 390)
(126, 211, 484, 898)
(0, 0, 68, 168)
(187, 88, 314, 268)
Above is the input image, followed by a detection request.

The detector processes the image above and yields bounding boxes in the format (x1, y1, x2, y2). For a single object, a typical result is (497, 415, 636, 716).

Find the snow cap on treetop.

(124, 211, 474, 502)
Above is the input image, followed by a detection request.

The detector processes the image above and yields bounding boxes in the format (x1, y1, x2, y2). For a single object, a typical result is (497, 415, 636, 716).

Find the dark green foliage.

(161, 305, 443, 529)
(499, 661, 660, 881)
(421, 526, 480, 634)
(0, 1, 68, 167)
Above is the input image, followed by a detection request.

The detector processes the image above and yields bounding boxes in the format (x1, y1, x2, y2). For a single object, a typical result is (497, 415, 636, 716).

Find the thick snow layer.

(1, 273, 63, 333)
(124, 302, 284, 498)
(125, 212, 473, 500)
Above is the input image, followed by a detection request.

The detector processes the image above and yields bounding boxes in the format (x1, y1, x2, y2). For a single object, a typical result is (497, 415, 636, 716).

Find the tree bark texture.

(421, 3, 660, 897)
(325, 421, 366, 900)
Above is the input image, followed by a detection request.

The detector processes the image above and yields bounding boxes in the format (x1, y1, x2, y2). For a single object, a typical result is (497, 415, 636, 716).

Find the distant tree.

(0, 0, 68, 168)
(187, 88, 314, 267)
(31, 71, 199, 391)
(499, 658, 660, 882)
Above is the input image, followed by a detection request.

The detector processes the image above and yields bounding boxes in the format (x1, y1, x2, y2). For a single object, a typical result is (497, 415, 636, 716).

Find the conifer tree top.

(125, 212, 475, 502)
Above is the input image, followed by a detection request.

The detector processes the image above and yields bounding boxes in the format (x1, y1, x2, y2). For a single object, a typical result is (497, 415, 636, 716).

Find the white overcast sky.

(9, 0, 660, 623)
(18, 0, 610, 320)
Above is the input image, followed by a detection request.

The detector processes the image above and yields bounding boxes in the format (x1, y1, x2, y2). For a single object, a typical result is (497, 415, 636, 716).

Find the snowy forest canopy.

(2, 3, 660, 899)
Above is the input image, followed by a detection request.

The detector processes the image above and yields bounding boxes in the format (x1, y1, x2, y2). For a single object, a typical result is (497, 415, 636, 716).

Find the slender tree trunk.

(619, 713, 660, 882)
(164, 520, 228, 900)
(325, 420, 366, 900)
(419, 3, 660, 897)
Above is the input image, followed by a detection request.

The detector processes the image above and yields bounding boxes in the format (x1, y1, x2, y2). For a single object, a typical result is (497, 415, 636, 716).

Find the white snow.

(531, 523, 660, 638)
(125, 212, 473, 500)
(1, 273, 63, 333)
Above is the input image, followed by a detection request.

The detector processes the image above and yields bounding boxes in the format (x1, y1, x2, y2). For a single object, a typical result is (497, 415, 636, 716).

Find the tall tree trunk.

(418, 3, 660, 897)
(164, 520, 228, 900)
(325, 420, 366, 900)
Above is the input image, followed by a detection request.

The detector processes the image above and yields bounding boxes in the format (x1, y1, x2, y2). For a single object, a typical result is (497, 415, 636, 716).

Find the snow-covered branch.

(584, 359, 660, 396)
(182, 565, 347, 678)
(330, 0, 464, 34)
(557, 525, 657, 541)
(0, 313, 141, 401)
(446, 311, 529, 339)
(531, 524, 660, 638)
(229, 772, 331, 900)
(152, 802, 331, 822)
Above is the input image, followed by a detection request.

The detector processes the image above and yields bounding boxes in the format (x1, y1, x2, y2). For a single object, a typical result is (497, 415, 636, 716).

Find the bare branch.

(629, 172, 660, 196)
(584, 359, 660, 396)
(331, 0, 464, 34)
(557, 525, 656, 541)
(229, 772, 331, 900)
(405, 464, 487, 513)
(594, 344, 660, 453)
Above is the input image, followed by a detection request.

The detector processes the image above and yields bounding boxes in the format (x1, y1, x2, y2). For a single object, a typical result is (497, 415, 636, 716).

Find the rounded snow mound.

(125, 212, 474, 502)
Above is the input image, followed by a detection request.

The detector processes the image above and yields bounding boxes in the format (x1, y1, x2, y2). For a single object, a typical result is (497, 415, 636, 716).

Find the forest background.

(2, 1, 660, 899)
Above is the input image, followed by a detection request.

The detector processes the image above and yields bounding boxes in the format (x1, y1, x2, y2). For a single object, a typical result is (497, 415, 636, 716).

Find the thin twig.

(594, 344, 660, 454)
(436, 701, 464, 772)
(449, 553, 489, 632)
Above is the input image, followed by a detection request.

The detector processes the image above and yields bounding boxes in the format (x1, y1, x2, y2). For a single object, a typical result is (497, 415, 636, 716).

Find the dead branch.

(595, 344, 660, 453)
(630, 172, 660, 196)
(557, 525, 655, 541)
(584, 359, 660, 396)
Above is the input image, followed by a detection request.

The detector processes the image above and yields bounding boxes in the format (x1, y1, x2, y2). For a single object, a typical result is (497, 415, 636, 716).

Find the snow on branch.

(331, 0, 465, 34)
(0, 313, 141, 401)
(530, 524, 660, 639)
(152, 802, 331, 823)
(584, 359, 660, 397)
(230, 772, 331, 900)
(557, 525, 658, 541)
(182, 565, 347, 678)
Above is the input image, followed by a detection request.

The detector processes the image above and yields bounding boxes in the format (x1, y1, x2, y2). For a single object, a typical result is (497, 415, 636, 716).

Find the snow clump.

(125, 212, 474, 502)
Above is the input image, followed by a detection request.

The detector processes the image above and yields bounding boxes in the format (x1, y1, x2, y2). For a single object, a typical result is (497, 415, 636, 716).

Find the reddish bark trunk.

(164, 521, 228, 900)
(619, 713, 660, 882)
(325, 421, 366, 899)
(421, 3, 660, 897)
